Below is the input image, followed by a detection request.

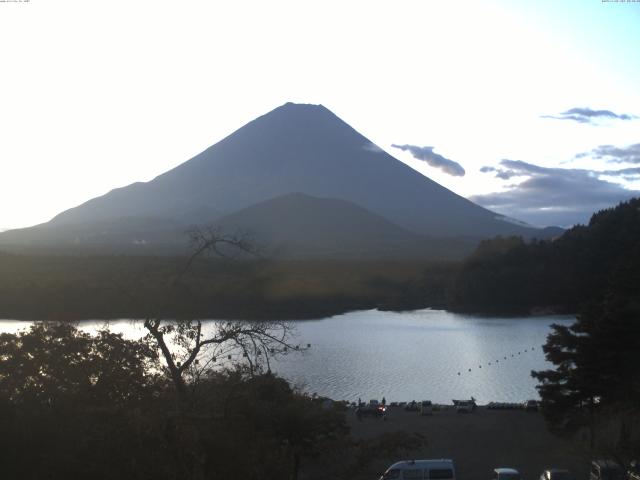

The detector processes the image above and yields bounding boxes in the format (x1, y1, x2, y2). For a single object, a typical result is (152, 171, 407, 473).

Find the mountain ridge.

(1, 102, 562, 257)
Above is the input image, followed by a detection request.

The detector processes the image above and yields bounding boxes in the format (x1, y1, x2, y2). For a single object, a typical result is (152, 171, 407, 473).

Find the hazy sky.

(1, 0, 639, 229)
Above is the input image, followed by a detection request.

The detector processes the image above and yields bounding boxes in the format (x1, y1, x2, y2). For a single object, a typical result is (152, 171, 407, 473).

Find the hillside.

(450, 197, 640, 314)
(213, 193, 476, 259)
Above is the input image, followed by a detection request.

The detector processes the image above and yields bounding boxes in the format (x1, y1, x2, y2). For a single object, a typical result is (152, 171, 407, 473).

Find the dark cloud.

(542, 107, 638, 124)
(475, 159, 639, 227)
(479, 165, 520, 180)
(392, 144, 465, 177)
(598, 167, 640, 180)
(575, 143, 640, 164)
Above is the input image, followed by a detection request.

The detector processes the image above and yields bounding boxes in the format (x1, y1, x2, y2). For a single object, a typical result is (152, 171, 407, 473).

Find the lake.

(0, 309, 574, 404)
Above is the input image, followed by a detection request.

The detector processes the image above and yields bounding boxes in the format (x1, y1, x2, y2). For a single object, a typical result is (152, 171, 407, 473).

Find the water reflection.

(0, 309, 574, 404)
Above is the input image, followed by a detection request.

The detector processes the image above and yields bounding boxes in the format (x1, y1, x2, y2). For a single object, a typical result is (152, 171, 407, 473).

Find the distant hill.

(213, 193, 476, 259)
(0, 102, 560, 258)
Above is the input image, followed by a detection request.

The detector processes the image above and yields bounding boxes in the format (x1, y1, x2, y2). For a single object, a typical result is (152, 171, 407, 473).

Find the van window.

(403, 469, 423, 479)
(430, 469, 454, 479)
(383, 470, 400, 479)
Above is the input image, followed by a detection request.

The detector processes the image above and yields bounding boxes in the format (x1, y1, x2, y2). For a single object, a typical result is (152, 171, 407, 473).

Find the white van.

(380, 459, 456, 480)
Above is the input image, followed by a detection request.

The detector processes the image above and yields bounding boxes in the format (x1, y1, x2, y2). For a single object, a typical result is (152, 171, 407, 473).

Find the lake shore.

(348, 406, 589, 480)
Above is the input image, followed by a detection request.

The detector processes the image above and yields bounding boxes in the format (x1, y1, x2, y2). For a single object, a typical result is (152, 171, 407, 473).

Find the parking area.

(347, 406, 590, 480)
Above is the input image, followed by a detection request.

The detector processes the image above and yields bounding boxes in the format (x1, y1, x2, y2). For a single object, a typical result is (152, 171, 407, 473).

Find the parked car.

(628, 461, 640, 480)
(590, 460, 624, 480)
(357, 402, 386, 418)
(456, 400, 475, 413)
(524, 399, 540, 411)
(405, 400, 419, 411)
(539, 468, 573, 480)
(380, 459, 455, 480)
(420, 400, 433, 416)
(453, 398, 477, 412)
(492, 468, 521, 480)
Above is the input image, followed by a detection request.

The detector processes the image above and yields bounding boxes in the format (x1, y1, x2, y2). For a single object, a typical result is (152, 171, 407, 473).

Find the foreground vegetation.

(0, 322, 427, 480)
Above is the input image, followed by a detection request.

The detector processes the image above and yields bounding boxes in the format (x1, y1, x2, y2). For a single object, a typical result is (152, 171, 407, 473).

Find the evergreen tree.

(531, 238, 640, 435)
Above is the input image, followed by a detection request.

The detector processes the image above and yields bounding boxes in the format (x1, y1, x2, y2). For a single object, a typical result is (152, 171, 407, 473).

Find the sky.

(1, 0, 639, 230)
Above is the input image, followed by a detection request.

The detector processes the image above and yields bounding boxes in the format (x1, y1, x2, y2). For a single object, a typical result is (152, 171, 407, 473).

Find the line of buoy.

(456, 346, 539, 376)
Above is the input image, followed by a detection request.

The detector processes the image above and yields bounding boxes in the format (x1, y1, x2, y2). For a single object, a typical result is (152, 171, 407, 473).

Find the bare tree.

(144, 227, 304, 404)
(144, 317, 302, 403)
(181, 225, 259, 276)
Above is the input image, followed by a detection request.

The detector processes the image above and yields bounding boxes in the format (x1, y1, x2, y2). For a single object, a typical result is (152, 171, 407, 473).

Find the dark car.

(357, 403, 386, 417)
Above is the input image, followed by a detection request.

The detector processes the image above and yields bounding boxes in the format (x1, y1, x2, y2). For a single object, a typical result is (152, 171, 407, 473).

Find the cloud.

(362, 141, 384, 154)
(475, 159, 639, 227)
(599, 167, 640, 180)
(392, 144, 465, 177)
(575, 143, 640, 164)
(479, 166, 520, 180)
(541, 107, 638, 124)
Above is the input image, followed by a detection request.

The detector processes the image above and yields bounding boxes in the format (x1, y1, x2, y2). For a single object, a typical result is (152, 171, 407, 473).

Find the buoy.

(479, 365, 482, 368)
(307, 343, 311, 348)
(468, 368, 472, 372)
(504, 356, 507, 360)
(457, 372, 461, 375)
(488, 362, 492, 366)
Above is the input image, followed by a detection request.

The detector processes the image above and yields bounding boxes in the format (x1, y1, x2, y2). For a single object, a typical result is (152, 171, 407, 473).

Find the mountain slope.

(47, 102, 548, 239)
(0, 217, 189, 254)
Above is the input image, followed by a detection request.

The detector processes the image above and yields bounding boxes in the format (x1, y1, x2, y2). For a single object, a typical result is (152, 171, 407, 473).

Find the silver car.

(493, 468, 521, 480)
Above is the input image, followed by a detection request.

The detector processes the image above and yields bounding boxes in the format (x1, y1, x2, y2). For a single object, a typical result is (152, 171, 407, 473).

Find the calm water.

(0, 309, 574, 404)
